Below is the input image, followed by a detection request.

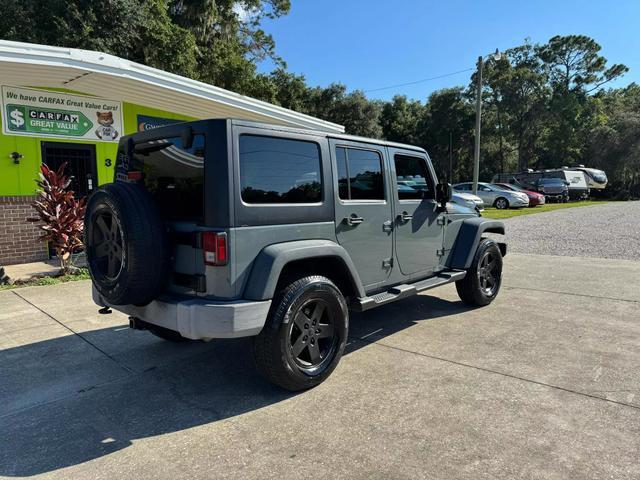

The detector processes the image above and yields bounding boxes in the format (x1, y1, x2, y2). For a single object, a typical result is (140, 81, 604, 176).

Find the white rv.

(563, 170, 589, 199)
(573, 166, 608, 190)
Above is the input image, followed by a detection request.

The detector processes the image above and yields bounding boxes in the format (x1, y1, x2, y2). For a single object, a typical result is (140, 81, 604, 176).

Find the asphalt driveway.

(1, 253, 639, 479)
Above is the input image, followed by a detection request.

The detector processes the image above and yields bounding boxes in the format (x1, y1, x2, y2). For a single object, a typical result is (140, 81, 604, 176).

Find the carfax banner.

(1, 85, 123, 142)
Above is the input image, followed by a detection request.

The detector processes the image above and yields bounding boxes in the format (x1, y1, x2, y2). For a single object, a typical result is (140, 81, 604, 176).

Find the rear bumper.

(93, 287, 271, 339)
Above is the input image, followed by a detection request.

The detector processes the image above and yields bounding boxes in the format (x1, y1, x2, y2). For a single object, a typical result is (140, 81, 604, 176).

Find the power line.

(363, 67, 474, 93)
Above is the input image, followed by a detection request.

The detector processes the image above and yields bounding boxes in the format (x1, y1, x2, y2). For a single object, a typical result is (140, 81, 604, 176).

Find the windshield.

(539, 178, 564, 185)
(588, 170, 607, 183)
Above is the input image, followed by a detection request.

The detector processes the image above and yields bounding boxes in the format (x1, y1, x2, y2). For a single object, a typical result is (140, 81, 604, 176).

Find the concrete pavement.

(1, 253, 639, 479)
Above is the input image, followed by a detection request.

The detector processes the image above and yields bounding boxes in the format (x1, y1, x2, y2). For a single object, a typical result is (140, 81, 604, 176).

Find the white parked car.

(454, 182, 529, 209)
(451, 191, 484, 211)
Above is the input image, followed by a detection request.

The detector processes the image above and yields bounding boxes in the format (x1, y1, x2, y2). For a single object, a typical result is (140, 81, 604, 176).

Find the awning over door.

(0, 40, 344, 133)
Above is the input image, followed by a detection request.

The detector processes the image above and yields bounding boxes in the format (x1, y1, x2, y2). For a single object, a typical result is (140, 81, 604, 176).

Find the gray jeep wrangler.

(85, 119, 506, 391)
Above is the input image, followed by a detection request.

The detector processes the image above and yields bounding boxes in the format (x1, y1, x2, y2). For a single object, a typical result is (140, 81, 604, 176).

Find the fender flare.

(243, 240, 365, 301)
(447, 217, 506, 270)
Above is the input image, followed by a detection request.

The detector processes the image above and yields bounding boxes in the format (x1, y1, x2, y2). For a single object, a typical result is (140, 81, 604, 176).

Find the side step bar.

(352, 270, 466, 312)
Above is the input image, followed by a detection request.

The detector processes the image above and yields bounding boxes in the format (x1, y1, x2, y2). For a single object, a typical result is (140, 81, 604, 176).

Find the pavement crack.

(11, 290, 135, 374)
(352, 337, 640, 411)
(503, 285, 639, 304)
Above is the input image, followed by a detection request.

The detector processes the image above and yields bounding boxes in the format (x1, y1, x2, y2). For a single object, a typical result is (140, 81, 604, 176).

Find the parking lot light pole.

(472, 49, 502, 196)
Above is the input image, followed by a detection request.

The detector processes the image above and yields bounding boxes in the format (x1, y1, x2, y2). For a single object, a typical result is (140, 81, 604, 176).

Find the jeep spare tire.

(85, 182, 170, 305)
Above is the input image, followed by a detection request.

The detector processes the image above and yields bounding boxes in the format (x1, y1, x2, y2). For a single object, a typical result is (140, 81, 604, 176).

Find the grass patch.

(482, 200, 611, 219)
(0, 268, 90, 291)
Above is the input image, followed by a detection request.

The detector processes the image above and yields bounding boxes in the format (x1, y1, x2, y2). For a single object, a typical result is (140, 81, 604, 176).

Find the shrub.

(29, 163, 87, 273)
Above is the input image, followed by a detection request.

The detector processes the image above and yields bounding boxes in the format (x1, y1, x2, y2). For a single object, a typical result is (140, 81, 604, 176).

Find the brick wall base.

(0, 196, 49, 266)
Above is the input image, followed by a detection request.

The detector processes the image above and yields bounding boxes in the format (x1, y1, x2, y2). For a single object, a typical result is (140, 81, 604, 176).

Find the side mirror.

(436, 181, 452, 211)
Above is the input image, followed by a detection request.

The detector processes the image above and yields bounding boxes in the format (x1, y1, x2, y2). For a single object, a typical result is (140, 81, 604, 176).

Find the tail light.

(202, 232, 228, 266)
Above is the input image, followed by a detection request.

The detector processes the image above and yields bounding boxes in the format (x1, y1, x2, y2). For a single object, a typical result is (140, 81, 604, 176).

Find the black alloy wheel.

(287, 298, 339, 374)
(90, 211, 124, 280)
(455, 238, 503, 307)
(476, 249, 500, 297)
(253, 275, 348, 391)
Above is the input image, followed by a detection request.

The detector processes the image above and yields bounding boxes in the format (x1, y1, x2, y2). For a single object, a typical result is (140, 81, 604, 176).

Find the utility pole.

(472, 55, 483, 196)
(449, 130, 453, 183)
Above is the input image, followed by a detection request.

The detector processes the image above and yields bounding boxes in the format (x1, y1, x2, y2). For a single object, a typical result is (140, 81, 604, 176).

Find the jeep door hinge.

(382, 257, 393, 269)
(437, 216, 446, 226)
(436, 249, 445, 257)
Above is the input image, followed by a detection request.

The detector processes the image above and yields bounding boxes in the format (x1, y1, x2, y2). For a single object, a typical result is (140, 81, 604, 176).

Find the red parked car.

(493, 183, 546, 207)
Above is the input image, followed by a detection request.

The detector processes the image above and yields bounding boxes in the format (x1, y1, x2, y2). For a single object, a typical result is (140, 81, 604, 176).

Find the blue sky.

(259, 0, 639, 101)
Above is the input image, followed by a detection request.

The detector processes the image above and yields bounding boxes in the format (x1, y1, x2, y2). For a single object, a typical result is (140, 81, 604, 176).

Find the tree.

(587, 84, 640, 198)
(482, 43, 550, 171)
(536, 35, 628, 165)
(380, 96, 426, 145)
(0, 0, 289, 96)
(304, 84, 383, 138)
(422, 88, 475, 181)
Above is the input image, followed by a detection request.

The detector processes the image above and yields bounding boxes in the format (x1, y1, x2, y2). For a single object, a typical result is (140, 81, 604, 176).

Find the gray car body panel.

(446, 217, 506, 269)
(102, 118, 506, 339)
(243, 239, 366, 300)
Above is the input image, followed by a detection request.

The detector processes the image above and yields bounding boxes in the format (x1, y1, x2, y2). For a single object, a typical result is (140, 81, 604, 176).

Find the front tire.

(494, 197, 509, 209)
(456, 238, 503, 306)
(253, 276, 348, 391)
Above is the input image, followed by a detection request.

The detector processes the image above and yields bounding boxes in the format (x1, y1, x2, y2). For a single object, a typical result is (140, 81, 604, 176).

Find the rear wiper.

(134, 141, 174, 155)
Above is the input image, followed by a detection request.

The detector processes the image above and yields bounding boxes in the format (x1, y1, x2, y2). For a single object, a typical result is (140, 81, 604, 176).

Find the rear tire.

(456, 238, 503, 307)
(253, 276, 348, 391)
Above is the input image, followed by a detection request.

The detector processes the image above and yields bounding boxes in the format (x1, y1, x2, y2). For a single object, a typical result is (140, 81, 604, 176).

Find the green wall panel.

(0, 88, 193, 196)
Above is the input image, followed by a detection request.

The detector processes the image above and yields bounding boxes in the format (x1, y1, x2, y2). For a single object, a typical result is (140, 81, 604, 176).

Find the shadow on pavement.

(0, 292, 470, 477)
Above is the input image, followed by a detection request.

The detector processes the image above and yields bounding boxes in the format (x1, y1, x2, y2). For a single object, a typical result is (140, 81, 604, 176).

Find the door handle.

(398, 211, 413, 222)
(345, 214, 364, 226)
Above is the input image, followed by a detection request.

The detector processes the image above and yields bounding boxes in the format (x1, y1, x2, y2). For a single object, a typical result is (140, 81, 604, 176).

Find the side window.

(336, 147, 384, 201)
(456, 183, 469, 191)
(479, 185, 491, 192)
(239, 135, 322, 204)
(394, 154, 433, 200)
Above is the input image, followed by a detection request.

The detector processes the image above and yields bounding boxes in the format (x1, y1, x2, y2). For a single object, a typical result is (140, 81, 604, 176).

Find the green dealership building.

(0, 40, 343, 266)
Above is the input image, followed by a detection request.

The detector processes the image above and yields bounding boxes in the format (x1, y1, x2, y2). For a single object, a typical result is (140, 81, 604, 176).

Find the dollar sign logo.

(9, 108, 25, 128)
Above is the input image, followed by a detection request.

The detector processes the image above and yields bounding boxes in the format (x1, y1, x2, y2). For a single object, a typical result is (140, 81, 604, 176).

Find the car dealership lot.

(1, 250, 639, 480)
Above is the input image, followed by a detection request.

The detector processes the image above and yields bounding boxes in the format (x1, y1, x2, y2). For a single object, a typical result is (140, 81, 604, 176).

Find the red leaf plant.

(29, 163, 87, 273)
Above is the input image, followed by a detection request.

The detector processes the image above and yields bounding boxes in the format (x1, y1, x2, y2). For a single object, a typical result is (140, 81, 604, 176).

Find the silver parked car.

(451, 191, 484, 211)
(453, 182, 529, 209)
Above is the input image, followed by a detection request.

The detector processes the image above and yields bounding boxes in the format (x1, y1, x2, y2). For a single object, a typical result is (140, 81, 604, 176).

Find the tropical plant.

(29, 163, 87, 273)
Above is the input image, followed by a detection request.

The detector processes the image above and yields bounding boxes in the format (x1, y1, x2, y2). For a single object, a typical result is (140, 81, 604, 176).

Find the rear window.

(239, 135, 322, 204)
(129, 134, 205, 221)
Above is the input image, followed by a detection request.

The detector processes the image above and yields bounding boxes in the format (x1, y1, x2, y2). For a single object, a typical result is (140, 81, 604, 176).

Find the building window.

(240, 135, 322, 204)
